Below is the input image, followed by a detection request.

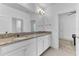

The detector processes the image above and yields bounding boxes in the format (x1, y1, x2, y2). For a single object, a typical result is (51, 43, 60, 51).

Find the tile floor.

(42, 39, 75, 56)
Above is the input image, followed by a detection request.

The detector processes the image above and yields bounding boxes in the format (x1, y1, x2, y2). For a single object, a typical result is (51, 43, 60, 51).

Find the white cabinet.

(37, 35, 51, 56)
(43, 36, 49, 51)
(0, 39, 31, 56)
(43, 35, 50, 51)
(4, 47, 25, 56)
(0, 34, 51, 56)
(0, 40, 30, 56)
(37, 37, 44, 55)
(25, 38, 37, 56)
(2, 38, 37, 56)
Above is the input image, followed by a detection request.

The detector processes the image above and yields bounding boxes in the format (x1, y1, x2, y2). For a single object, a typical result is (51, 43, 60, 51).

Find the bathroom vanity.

(0, 31, 51, 56)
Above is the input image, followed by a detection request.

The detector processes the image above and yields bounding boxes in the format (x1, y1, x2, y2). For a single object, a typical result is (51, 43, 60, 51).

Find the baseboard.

(59, 38, 73, 42)
(40, 47, 51, 56)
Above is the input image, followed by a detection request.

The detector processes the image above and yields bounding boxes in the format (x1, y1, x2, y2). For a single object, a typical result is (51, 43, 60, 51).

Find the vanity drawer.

(0, 39, 31, 54)
(3, 47, 25, 56)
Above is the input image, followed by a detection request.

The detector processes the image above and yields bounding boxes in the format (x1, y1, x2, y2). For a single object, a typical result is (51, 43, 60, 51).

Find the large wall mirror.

(0, 16, 23, 34)
(0, 16, 12, 33)
(12, 17, 23, 33)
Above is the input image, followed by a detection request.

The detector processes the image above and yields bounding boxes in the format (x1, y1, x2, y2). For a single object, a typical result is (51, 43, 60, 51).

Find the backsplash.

(0, 33, 16, 39)
(0, 32, 31, 39)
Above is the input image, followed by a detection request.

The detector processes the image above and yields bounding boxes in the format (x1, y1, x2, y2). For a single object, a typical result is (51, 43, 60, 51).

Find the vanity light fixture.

(37, 7, 45, 15)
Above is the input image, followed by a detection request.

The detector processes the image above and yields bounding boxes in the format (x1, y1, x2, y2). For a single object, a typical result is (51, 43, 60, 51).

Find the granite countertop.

(0, 31, 51, 46)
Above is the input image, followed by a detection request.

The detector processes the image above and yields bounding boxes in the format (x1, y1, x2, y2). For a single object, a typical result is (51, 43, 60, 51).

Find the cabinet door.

(37, 37, 44, 55)
(4, 48, 25, 56)
(47, 35, 51, 47)
(43, 35, 50, 51)
(25, 38, 37, 56)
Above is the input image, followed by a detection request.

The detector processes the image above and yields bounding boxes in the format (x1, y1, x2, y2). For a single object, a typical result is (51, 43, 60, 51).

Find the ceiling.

(2, 3, 77, 15)
(2, 3, 51, 15)
(2, 3, 37, 15)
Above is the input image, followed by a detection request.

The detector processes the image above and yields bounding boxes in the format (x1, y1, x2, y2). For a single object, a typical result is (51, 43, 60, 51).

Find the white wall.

(76, 4, 79, 56)
(0, 16, 12, 33)
(47, 3, 77, 49)
(0, 4, 31, 33)
(32, 4, 77, 49)
(59, 13, 76, 41)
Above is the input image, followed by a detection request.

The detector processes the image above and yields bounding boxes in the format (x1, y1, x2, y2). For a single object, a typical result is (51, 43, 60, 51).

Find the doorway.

(58, 11, 76, 56)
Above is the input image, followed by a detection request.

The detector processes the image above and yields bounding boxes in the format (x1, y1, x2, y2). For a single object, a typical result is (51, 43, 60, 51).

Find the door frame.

(58, 10, 76, 48)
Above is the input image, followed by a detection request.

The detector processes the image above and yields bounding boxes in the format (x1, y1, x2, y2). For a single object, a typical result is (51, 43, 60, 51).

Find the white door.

(59, 13, 76, 40)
